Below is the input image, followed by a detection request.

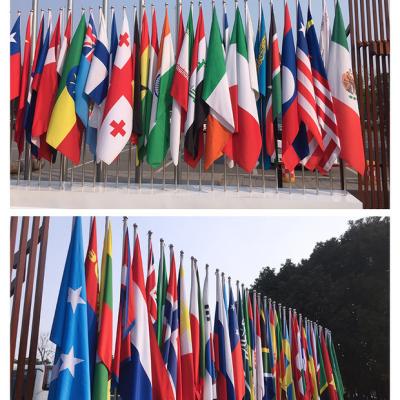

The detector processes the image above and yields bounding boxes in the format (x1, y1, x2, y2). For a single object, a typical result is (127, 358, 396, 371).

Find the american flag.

(305, 6, 341, 173)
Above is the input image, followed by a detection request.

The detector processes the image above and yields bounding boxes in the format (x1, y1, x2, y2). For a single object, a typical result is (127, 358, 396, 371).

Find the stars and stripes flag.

(305, 5, 341, 173)
(96, 10, 133, 165)
(10, 13, 21, 101)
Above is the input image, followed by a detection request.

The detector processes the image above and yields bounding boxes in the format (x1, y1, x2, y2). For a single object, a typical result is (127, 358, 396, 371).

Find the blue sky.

(16, 215, 354, 340)
(11, 0, 349, 49)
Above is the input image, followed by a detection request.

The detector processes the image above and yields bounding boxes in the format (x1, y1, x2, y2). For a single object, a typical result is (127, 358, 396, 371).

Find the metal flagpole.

(148, 230, 152, 269)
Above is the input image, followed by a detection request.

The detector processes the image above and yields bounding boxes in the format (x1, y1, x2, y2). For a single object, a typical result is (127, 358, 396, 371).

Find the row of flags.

(48, 216, 344, 400)
(10, 0, 365, 177)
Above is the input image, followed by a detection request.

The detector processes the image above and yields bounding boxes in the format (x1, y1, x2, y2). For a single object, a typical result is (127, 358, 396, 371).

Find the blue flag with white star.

(49, 217, 91, 400)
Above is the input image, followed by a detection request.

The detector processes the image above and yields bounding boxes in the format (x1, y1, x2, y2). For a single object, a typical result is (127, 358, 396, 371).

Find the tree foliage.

(252, 217, 389, 399)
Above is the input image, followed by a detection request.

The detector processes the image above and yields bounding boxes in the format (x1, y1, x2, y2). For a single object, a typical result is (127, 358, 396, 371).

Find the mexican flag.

(147, 10, 175, 169)
(327, 1, 365, 175)
(93, 220, 113, 399)
(203, 7, 235, 170)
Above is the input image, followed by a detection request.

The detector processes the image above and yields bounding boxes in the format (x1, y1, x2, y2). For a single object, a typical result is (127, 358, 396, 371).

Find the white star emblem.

(59, 346, 84, 377)
(67, 287, 86, 313)
(299, 23, 306, 37)
(10, 32, 16, 43)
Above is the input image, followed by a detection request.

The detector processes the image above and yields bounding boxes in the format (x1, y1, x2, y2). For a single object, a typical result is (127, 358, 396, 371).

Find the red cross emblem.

(119, 32, 129, 47)
(110, 120, 126, 137)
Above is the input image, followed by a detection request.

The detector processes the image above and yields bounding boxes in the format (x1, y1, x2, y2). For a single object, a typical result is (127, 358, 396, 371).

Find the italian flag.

(203, 7, 235, 170)
(328, 1, 365, 175)
(93, 220, 113, 399)
(147, 9, 175, 169)
(225, 8, 262, 174)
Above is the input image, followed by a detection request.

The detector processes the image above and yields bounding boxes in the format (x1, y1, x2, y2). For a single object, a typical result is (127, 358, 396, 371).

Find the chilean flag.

(228, 285, 245, 400)
(214, 271, 235, 400)
(10, 14, 21, 101)
(281, 0, 300, 172)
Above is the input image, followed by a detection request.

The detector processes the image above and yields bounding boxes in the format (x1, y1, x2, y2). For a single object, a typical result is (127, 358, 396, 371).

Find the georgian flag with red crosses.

(96, 9, 133, 165)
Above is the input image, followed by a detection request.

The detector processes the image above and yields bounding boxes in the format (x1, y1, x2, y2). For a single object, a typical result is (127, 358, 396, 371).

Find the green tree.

(252, 217, 389, 399)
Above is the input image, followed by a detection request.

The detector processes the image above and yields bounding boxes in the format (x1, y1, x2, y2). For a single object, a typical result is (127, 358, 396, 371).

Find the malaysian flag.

(305, 6, 341, 172)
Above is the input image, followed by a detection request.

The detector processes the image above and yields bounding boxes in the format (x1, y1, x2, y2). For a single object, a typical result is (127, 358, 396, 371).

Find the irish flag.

(203, 7, 235, 171)
(147, 9, 175, 169)
(225, 8, 262, 173)
(93, 220, 113, 399)
(328, 1, 365, 175)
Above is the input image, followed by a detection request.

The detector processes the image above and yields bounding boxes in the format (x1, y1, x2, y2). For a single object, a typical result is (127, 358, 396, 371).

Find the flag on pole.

(183, 5, 209, 168)
(14, 12, 32, 155)
(129, 234, 153, 400)
(320, 0, 331, 69)
(225, 7, 262, 173)
(320, 332, 338, 400)
(84, 10, 110, 157)
(132, 9, 143, 141)
(228, 284, 245, 400)
(255, 298, 265, 400)
(48, 218, 91, 400)
(291, 313, 306, 400)
(316, 329, 330, 400)
(162, 249, 180, 399)
(281, 0, 300, 172)
(327, 334, 344, 400)
(170, 7, 191, 166)
(263, 303, 276, 400)
(223, 1, 229, 52)
(247, 292, 256, 398)
(328, 1, 365, 175)
(96, 10, 133, 165)
(112, 224, 135, 395)
(305, 322, 319, 400)
(178, 255, 196, 399)
(75, 12, 97, 127)
(305, 6, 340, 173)
(274, 307, 284, 400)
(147, 9, 175, 168)
(245, 1, 259, 99)
(57, 11, 72, 76)
(46, 15, 86, 165)
(214, 271, 235, 400)
(110, 10, 118, 67)
(84, 217, 99, 388)
(203, 6, 235, 171)
(282, 313, 295, 400)
(300, 321, 313, 400)
(203, 267, 216, 400)
(157, 245, 168, 346)
(146, 235, 157, 329)
(93, 220, 113, 400)
(10, 14, 21, 101)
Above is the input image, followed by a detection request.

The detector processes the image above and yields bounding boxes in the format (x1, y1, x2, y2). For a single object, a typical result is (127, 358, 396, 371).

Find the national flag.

(84, 11, 110, 157)
(328, 1, 365, 175)
(31, 12, 61, 162)
(305, 6, 340, 173)
(75, 12, 97, 127)
(248, 292, 256, 398)
(110, 10, 118, 67)
(178, 254, 196, 399)
(295, 2, 323, 166)
(183, 6, 209, 168)
(157, 245, 168, 346)
(10, 14, 21, 101)
(228, 283, 245, 400)
(225, 8, 262, 173)
(84, 217, 99, 388)
(162, 248, 180, 399)
(46, 15, 86, 165)
(254, 296, 265, 400)
(57, 11, 72, 76)
(255, 7, 270, 170)
(244, 1, 259, 99)
(93, 219, 113, 399)
(327, 334, 344, 400)
(203, 6, 235, 171)
(281, 0, 300, 172)
(274, 306, 283, 400)
(300, 322, 314, 400)
(222, 274, 229, 317)
(320, 332, 338, 400)
(223, 1, 229, 51)
(96, 10, 133, 165)
(129, 234, 153, 400)
(144, 7, 159, 141)
(112, 224, 135, 396)
(14, 12, 32, 155)
(147, 9, 175, 168)
(282, 313, 295, 400)
(243, 289, 254, 400)
(291, 313, 307, 400)
(214, 270, 235, 400)
(305, 322, 319, 400)
(310, 323, 319, 389)
(320, 0, 331, 69)
(138, 9, 150, 160)
(316, 329, 330, 400)
(265, 2, 282, 163)
(264, 302, 276, 400)
(170, 6, 190, 166)
(132, 9, 142, 141)
(146, 234, 157, 329)
(203, 266, 216, 400)
(48, 218, 91, 400)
